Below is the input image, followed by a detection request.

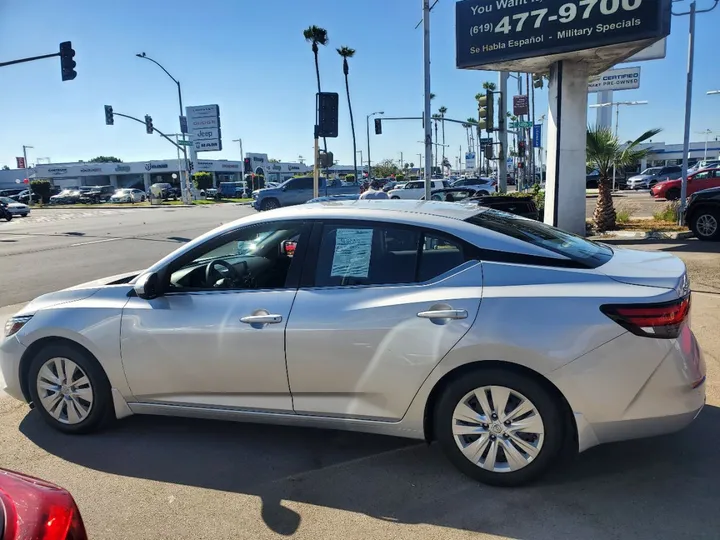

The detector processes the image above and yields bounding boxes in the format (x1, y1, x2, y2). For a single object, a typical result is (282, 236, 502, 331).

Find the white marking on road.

(69, 238, 121, 247)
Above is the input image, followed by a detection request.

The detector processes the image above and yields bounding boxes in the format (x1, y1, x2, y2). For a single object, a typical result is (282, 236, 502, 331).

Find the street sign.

(186, 104, 222, 152)
(465, 152, 476, 169)
(479, 137, 493, 145)
(588, 66, 641, 93)
(455, 0, 672, 73)
(513, 95, 529, 116)
(177, 140, 192, 146)
(533, 124, 542, 148)
(510, 121, 533, 129)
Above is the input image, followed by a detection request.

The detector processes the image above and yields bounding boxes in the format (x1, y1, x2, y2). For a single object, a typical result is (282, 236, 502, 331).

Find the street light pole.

(422, 0, 433, 200)
(366, 111, 383, 180)
(23, 145, 33, 205)
(136, 52, 191, 204)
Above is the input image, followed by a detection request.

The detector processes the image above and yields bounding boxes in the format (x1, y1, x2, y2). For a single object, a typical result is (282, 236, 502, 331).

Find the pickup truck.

(252, 176, 360, 211)
(387, 179, 448, 199)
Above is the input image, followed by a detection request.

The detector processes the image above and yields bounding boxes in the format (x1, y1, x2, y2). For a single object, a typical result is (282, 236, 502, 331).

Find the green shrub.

(615, 203, 638, 223)
(192, 172, 213, 191)
(653, 201, 680, 222)
(395, 175, 405, 182)
(30, 179, 52, 203)
(345, 174, 355, 183)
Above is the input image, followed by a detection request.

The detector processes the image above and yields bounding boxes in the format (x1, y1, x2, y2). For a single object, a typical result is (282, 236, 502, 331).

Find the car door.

(285, 220, 483, 421)
(120, 219, 311, 412)
(284, 177, 314, 205)
(709, 170, 720, 189)
(688, 170, 714, 195)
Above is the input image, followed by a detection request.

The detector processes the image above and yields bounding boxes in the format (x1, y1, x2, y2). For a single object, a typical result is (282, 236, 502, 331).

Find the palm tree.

(439, 106, 448, 165)
(587, 125, 662, 232)
(303, 25, 329, 156)
(482, 81, 497, 91)
(337, 46, 358, 183)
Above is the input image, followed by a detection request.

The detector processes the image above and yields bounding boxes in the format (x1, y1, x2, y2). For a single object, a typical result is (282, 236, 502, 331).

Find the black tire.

(689, 206, 720, 241)
(665, 188, 680, 201)
(434, 368, 564, 487)
(477, 190, 489, 196)
(20, 213, 28, 217)
(27, 342, 113, 434)
(141, 195, 146, 202)
(391, 196, 401, 200)
(648, 181, 658, 189)
(261, 198, 280, 211)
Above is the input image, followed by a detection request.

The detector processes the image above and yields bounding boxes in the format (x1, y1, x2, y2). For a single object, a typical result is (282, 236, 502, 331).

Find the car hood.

(628, 174, 652, 181)
(597, 247, 688, 292)
(6, 202, 27, 208)
(15, 270, 141, 316)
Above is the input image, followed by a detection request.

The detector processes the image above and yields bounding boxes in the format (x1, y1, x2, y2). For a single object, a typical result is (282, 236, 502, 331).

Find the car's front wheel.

(28, 343, 113, 434)
(665, 188, 680, 201)
(690, 207, 720, 241)
(434, 368, 564, 487)
(261, 198, 280, 211)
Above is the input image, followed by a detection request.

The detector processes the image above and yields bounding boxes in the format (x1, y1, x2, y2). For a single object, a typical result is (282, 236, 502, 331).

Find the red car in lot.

(651, 167, 720, 200)
(0, 468, 88, 539)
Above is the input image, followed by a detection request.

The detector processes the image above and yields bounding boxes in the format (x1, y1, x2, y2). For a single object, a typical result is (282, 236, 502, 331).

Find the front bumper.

(550, 328, 706, 453)
(0, 335, 27, 402)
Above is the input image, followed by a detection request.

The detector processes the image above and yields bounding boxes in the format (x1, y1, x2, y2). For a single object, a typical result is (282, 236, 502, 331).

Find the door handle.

(417, 309, 468, 320)
(240, 314, 283, 325)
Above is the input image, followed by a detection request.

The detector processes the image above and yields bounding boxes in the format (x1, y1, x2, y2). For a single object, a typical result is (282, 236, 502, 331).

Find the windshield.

(640, 168, 661, 175)
(0, 197, 16, 204)
(465, 210, 613, 268)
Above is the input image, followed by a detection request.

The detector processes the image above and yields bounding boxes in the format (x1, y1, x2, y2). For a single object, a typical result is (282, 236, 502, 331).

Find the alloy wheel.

(696, 214, 718, 238)
(451, 385, 545, 473)
(36, 357, 94, 424)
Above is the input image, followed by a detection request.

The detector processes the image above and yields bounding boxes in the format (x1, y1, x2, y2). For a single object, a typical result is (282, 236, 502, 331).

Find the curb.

(589, 231, 694, 240)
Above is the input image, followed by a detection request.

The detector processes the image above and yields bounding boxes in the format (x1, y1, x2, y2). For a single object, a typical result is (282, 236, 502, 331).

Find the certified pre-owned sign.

(456, 0, 671, 72)
(588, 66, 640, 92)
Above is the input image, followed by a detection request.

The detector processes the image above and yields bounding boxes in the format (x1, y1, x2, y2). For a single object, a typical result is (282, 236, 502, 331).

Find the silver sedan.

(0, 201, 706, 486)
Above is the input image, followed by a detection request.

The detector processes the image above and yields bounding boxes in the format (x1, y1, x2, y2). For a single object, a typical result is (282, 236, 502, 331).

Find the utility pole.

(23, 145, 33, 205)
(399, 152, 404, 169)
(422, 0, 433, 200)
(498, 71, 509, 193)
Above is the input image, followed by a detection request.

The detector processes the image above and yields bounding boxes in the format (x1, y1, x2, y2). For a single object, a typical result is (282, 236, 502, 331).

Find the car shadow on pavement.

(19, 404, 720, 538)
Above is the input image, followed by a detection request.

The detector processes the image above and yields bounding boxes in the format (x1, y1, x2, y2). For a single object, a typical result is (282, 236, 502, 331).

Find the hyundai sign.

(456, 0, 671, 74)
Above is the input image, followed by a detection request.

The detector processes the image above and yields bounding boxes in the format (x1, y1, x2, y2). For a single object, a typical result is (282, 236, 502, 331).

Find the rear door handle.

(417, 309, 468, 320)
(240, 314, 283, 325)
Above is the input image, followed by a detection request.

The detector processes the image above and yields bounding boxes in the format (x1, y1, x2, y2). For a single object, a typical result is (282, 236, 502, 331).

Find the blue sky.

(1, 0, 719, 170)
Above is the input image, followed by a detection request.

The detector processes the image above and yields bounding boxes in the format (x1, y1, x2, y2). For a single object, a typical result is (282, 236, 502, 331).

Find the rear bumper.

(550, 329, 706, 452)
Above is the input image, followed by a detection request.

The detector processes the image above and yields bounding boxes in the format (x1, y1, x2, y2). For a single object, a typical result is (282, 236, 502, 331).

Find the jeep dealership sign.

(456, 0, 671, 73)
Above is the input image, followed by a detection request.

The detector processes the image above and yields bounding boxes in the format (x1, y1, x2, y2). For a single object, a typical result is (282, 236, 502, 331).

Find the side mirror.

(134, 272, 161, 300)
(281, 186, 287, 191)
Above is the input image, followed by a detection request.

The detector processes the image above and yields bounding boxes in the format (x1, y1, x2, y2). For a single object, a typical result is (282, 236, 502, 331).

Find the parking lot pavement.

(0, 239, 718, 539)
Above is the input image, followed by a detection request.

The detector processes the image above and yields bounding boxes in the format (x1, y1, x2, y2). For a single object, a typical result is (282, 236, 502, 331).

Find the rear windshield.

(465, 210, 613, 268)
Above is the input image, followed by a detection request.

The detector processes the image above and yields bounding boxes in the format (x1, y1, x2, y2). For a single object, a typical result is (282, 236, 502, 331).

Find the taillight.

(600, 295, 691, 339)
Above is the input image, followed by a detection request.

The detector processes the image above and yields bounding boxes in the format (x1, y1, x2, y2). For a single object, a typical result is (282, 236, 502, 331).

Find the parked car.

(688, 159, 720, 174)
(651, 167, 720, 201)
(306, 194, 360, 203)
(383, 181, 406, 192)
(49, 189, 83, 205)
(0, 468, 89, 539)
(451, 177, 497, 193)
(0, 201, 13, 221)
(219, 181, 250, 199)
(388, 179, 448, 199)
(586, 169, 628, 190)
(110, 188, 146, 203)
(1, 201, 705, 487)
(9, 189, 42, 204)
(78, 185, 116, 204)
(252, 176, 360, 211)
(149, 183, 180, 201)
(0, 197, 30, 217)
(425, 187, 486, 202)
(0, 188, 25, 198)
(684, 185, 720, 241)
(626, 166, 683, 190)
(469, 195, 540, 220)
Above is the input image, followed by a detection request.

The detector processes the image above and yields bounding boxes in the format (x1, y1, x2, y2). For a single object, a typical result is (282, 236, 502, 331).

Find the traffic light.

(319, 151, 334, 168)
(532, 73, 544, 89)
(104, 105, 114, 126)
(317, 92, 339, 138)
(518, 140, 526, 155)
(477, 90, 494, 133)
(144, 115, 153, 134)
(374, 118, 382, 135)
(243, 158, 251, 173)
(59, 41, 76, 81)
(484, 144, 494, 160)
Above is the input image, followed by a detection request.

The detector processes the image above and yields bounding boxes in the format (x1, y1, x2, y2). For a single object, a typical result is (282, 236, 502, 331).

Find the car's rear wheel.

(690, 207, 720, 241)
(391, 196, 400, 200)
(435, 368, 564, 487)
(261, 198, 280, 211)
(28, 343, 113, 434)
(665, 188, 680, 201)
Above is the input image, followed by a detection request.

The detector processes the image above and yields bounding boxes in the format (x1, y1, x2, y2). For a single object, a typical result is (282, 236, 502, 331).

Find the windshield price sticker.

(456, 0, 671, 70)
(330, 229, 373, 279)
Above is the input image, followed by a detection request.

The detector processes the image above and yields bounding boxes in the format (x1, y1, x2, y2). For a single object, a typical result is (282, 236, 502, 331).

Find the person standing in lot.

(359, 180, 389, 200)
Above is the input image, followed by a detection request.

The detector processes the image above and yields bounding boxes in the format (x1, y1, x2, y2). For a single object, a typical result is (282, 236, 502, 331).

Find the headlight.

(4, 315, 33, 338)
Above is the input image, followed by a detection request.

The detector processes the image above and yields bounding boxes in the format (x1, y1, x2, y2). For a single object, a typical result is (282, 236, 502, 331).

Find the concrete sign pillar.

(544, 60, 589, 236)
(597, 90, 613, 129)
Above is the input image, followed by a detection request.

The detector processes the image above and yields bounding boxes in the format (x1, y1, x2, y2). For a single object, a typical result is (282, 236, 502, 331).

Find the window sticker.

(330, 228, 373, 278)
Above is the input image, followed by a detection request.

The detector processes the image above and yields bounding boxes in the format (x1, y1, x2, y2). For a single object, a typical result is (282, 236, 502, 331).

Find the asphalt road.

(1, 207, 720, 539)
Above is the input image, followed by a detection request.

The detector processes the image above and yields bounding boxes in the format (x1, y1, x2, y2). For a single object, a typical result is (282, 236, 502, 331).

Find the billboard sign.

(186, 104, 222, 152)
(513, 95, 529, 116)
(622, 37, 666, 62)
(456, 0, 672, 71)
(588, 66, 641, 92)
(465, 152, 476, 169)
